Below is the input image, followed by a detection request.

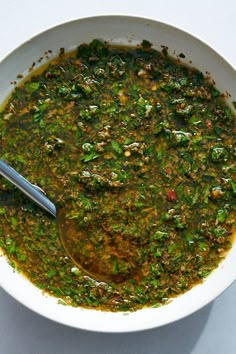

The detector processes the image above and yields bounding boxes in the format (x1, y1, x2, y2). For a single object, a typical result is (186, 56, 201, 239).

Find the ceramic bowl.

(0, 15, 235, 332)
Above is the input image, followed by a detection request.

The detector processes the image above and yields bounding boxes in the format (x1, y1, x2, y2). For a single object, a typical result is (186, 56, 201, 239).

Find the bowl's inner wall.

(0, 16, 235, 110)
(0, 15, 235, 332)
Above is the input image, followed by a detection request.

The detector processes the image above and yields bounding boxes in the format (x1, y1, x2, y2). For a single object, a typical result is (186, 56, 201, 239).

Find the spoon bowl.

(0, 158, 138, 283)
(57, 206, 141, 283)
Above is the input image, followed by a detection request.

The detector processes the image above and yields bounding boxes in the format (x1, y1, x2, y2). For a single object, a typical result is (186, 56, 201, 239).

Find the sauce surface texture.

(0, 40, 235, 311)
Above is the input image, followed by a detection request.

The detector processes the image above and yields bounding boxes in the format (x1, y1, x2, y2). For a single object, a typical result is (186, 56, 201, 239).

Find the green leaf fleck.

(111, 141, 123, 154)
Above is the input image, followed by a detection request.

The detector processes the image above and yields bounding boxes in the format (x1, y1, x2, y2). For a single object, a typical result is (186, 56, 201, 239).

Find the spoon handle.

(0, 159, 56, 217)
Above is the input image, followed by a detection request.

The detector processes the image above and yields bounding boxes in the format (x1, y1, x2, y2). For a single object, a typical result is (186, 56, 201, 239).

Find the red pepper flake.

(45, 71, 55, 79)
(163, 167, 172, 179)
(167, 189, 176, 202)
(74, 59, 83, 68)
(206, 119, 212, 129)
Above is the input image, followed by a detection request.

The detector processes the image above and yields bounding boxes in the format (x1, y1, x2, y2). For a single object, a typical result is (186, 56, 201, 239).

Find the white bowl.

(0, 15, 235, 333)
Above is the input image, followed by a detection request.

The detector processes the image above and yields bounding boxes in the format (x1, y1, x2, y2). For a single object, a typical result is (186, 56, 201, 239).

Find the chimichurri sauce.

(0, 40, 235, 311)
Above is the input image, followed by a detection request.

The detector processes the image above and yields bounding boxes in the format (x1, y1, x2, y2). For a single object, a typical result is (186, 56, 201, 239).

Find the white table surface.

(0, 1, 235, 353)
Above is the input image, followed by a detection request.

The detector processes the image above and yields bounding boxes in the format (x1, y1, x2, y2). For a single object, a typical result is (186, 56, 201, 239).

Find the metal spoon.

(0, 159, 137, 283)
(57, 206, 139, 283)
(0, 159, 56, 217)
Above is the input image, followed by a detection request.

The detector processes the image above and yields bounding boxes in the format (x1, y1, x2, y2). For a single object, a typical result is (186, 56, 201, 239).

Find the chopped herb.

(0, 39, 235, 312)
(111, 140, 123, 154)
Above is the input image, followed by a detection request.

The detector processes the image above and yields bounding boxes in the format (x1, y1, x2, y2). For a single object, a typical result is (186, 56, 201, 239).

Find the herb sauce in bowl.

(0, 39, 235, 311)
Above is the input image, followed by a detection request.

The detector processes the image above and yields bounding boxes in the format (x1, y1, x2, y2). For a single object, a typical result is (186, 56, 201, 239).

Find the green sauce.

(0, 40, 235, 311)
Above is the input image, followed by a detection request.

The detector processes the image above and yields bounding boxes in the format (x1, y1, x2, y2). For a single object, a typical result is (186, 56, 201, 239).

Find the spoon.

(57, 206, 139, 283)
(0, 159, 56, 217)
(0, 159, 137, 283)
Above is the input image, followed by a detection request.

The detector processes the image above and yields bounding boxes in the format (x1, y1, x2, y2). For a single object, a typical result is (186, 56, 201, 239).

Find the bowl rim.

(0, 14, 235, 71)
(0, 14, 235, 333)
